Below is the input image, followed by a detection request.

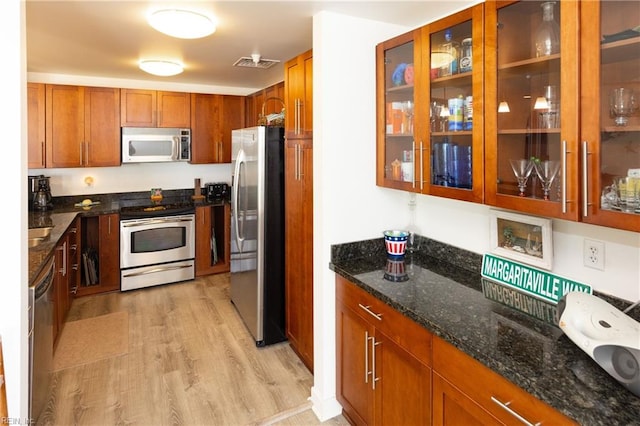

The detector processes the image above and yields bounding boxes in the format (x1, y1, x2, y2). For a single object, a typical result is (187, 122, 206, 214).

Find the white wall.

(2, 0, 29, 420)
(312, 5, 640, 422)
(29, 163, 232, 197)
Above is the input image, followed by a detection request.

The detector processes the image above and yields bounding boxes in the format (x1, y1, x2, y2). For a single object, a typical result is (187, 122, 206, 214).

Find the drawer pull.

(358, 304, 383, 321)
(491, 396, 541, 426)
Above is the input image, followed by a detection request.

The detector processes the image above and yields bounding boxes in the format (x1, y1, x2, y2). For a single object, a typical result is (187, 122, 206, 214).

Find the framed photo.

(489, 209, 553, 270)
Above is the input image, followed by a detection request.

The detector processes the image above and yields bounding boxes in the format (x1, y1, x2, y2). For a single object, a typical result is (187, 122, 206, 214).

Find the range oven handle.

(121, 216, 194, 228)
(122, 263, 193, 278)
(232, 148, 246, 253)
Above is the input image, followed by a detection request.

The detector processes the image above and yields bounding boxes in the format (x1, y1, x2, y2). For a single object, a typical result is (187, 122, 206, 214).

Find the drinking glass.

(509, 159, 534, 197)
(534, 160, 560, 200)
(614, 176, 640, 212)
(610, 88, 638, 126)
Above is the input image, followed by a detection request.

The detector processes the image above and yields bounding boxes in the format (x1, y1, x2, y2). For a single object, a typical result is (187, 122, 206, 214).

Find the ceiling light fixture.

(534, 96, 550, 110)
(147, 9, 216, 39)
(139, 60, 184, 77)
(498, 101, 511, 113)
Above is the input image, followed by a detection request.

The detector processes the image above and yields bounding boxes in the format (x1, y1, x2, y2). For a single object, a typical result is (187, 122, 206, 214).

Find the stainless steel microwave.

(122, 127, 191, 163)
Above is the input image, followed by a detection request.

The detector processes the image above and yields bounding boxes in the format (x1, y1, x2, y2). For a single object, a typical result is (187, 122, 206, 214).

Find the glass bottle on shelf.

(439, 29, 459, 77)
(534, 1, 560, 57)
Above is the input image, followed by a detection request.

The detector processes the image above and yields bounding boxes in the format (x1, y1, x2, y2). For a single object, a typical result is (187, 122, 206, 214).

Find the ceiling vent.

(233, 54, 280, 69)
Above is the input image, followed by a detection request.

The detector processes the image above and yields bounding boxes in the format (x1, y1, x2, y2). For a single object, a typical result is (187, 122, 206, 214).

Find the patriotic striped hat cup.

(383, 230, 409, 257)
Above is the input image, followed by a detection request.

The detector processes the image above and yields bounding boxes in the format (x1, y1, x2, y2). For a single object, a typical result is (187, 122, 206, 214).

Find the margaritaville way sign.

(481, 253, 592, 304)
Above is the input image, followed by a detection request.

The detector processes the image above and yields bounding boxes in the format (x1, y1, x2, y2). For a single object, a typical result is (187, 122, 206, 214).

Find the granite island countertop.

(329, 237, 640, 426)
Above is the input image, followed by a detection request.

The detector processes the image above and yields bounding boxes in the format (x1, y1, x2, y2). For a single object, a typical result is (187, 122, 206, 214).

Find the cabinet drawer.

(336, 275, 431, 365)
(433, 336, 576, 425)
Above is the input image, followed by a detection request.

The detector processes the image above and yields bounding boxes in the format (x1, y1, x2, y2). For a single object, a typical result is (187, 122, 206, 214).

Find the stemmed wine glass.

(534, 160, 560, 200)
(610, 88, 638, 126)
(509, 159, 535, 197)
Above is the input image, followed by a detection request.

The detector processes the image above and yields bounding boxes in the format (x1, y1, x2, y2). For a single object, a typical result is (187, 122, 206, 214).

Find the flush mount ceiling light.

(139, 60, 184, 76)
(147, 9, 216, 39)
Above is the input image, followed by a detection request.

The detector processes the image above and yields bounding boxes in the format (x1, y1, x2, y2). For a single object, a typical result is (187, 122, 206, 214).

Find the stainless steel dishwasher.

(29, 256, 54, 422)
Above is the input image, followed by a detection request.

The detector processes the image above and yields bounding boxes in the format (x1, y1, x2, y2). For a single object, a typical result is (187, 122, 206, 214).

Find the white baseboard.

(309, 385, 343, 422)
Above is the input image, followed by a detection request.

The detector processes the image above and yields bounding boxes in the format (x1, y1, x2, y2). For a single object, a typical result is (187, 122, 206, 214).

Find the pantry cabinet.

(432, 336, 576, 426)
(485, 0, 580, 221)
(376, 4, 484, 203)
(191, 94, 245, 164)
(579, 1, 640, 232)
(76, 213, 120, 297)
(285, 49, 314, 371)
(27, 82, 46, 169)
(45, 85, 121, 168)
(336, 275, 432, 426)
(195, 203, 230, 276)
(120, 89, 190, 128)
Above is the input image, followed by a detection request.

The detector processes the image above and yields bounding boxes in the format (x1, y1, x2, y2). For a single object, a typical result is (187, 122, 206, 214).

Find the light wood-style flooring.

(38, 274, 348, 426)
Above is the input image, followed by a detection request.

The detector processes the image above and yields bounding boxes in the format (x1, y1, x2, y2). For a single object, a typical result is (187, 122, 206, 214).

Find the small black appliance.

(205, 182, 229, 201)
(31, 175, 53, 211)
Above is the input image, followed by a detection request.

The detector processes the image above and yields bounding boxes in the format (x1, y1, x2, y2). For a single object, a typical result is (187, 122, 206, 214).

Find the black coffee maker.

(29, 175, 53, 211)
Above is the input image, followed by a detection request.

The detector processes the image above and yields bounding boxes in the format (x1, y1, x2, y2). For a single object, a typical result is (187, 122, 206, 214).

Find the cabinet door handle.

(561, 139, 568, 214)
(490, 396, 541, 426)
(358, 303, 382, 321)
(582, 140, 590, 217)
(411, 140, 416, 189)
(419, 140, 424, 192)
(371, 337, 381, 390)
(79, 142, 84, 166)
(85, 141, 90, 165)
(364, 331, 372, 383)
(298, 144, 304, 180)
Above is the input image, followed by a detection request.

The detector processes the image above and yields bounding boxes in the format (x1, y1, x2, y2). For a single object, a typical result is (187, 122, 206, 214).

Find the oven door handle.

(121, 217, 194, 227)
(232, 148, 246, 253)
(122, 263, 193, 278)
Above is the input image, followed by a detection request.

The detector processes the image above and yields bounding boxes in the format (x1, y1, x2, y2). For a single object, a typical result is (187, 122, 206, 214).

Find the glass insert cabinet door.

(485, 0, 580, 221)
(376, 30, 417, 191)
(581, 1, 640, 232)
(423, 4, 484, 203)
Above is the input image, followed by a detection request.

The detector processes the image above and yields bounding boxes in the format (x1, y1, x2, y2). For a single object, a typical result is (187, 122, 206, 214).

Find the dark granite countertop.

(329, 237, 640, 426)
(28, 189, 228, 286)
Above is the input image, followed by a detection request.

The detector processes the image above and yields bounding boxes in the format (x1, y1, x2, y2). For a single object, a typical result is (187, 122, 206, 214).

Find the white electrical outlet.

(583, 239, 605, 270)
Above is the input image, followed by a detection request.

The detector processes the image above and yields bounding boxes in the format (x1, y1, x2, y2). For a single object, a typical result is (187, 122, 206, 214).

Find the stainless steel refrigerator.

(230, 126, 286, 346)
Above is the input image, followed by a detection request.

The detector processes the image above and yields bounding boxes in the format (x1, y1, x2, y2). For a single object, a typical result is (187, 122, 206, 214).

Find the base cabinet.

(336, 275, 432, 426)
(53, 218, 80, 346)
(195, 204, 230, 276)
(432, 336, 576, 426)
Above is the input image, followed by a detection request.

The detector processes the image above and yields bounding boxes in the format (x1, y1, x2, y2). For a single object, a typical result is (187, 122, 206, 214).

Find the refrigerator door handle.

(232, 148, 246, 253)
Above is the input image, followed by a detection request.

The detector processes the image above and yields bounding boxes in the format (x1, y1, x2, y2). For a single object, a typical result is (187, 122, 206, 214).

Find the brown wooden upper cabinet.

(190, 94, 244, 164)
(284, 50, 313, 138)
(45, 84, 121, 168)
(120, 89, 190, 128)
(28, 83, 46, 169)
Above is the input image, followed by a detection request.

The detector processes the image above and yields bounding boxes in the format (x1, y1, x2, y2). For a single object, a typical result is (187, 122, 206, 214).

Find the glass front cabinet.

(376, 30, 418, 192)
(376, 5, 484, 202)
(377, 0, 639, 233)
(485, 0, 580, 220)
(580, 1, 640, 232)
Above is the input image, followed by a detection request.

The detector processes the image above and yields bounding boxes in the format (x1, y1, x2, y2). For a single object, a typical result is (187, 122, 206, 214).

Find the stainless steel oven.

(120, 213, 195, 291)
